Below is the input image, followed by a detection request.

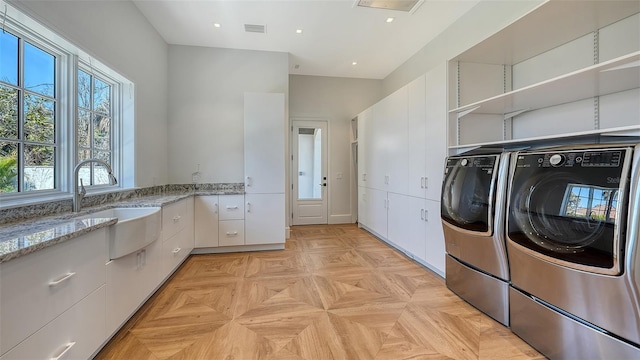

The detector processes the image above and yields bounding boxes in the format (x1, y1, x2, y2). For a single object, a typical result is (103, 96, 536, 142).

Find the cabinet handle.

(142, 249, 147, 266)
(172, 215, 182, 223)
(50, 342, 76, 360)
(49, 272, 76, 287)
(421, 209, 425, 220)
(247, 202, 251, 213)
(172, 247, 182, 255)
(420, 177, 424, 189)
(215, 203, 218, 214)
(226, 231, 238, 236)
(246, 176, 252, 187)
(424, 177, 428, 189)
(424, 210, 428, 222)
(362, 173, 367, 181)
(226, 205, 238, 210)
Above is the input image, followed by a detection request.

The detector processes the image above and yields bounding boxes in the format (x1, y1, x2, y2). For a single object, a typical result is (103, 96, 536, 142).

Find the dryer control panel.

(521, 150, 623, 169)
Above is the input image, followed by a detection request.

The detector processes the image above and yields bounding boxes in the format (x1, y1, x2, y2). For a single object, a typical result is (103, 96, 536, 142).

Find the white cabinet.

(245, 193, 285, 245)
(424, 62, 447, 201)
(357, 108, 371, 187)
(448, 2, 640, 152)
(219, 220, 245, 246)
(0, 286, 106, 360)
(0, 228, 107, 355)
(424, 199, 445, 273)
(244, 92, 285, 194)
(356, 63, 448, 275)
(161, 197, 194, 277)
(106, 231, 161, 336)
(244, 92, 286, 246)
(195, 195, 219, 247)
(219, 195, 245, 220)
(366, 188, 388, 239)
(407, 75, 427, 199)
(387, 193, 426, 263)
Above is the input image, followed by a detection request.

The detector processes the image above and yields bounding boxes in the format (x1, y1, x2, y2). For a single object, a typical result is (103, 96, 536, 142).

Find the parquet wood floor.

(95, 224, 544, 360)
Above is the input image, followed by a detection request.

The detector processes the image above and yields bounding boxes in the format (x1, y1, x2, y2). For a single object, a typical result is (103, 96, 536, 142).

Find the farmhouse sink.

(80, 207, 161, 260)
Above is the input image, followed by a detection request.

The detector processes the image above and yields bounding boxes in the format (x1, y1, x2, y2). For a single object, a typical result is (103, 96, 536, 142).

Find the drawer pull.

(225, 206, 238, 210)
(50, 342, 76, 360)
(226, 231, 238, 236)
(49, 272, 76, 287)
(172, 215, 182, 222)
(172, 247, 182, 255)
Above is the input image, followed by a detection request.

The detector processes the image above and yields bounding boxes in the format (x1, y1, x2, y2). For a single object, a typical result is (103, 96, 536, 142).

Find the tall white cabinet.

(357, 63, 447, 276)
(244, 92, 286, 246)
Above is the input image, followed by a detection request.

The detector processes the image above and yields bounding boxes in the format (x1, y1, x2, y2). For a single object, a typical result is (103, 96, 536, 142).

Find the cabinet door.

(424, 199, 445, 274)
(387, 193, 426, 263)
(0, 286, 106, 360)
(367, 188, 388, 239)
(357, 108, 371, 187)
(195, 196, 219, 248)
(368, 102, 387, 191)
(244, 92, 285, 194)
(245, 193, 285, 245)
(384, 87, 409, 195)
(219, 220, 245, 246)
(0, 229, 106, 354)
(424, 63, 448, 202)
(219, 195, 245, 220)
(408, 75, 427, 199)
(357, 186, 369, 228)
(106, 238, 161, 336)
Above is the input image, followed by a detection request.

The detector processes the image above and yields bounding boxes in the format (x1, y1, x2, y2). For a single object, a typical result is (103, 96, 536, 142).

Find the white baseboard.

(192, 243, 285, 254)
(329, 214, 354, 224)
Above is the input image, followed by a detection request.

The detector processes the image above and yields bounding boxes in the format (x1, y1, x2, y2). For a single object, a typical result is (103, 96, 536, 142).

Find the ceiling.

(132, 0, 480, 79)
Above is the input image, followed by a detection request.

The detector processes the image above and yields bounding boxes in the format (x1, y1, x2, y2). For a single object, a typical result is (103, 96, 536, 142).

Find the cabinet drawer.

(219, 220, 245, 246)
(0, 229, 106, 355)
(162, 199, 188, 240)
(162, 227, 191, 276)
(0, 286, 106, 360)
(219, 195, 245, 220)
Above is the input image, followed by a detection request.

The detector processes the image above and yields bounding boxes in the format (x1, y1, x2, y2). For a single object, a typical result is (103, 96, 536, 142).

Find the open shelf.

(450, 52, 640, 118)
(448, 125, 640, 151)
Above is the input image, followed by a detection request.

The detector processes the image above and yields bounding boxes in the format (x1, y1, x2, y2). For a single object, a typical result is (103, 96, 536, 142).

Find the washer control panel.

(519, 150, 624, 168)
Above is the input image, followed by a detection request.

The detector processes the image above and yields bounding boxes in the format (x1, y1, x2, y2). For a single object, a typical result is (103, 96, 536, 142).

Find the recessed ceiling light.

(296, 29, 303, 34)
(386, 17, 394, 23)
(213, 23, 221, 28)
(352, 61, 358, 66)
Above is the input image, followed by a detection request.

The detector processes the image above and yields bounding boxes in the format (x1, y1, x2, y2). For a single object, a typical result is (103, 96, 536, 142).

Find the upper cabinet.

(244, 92, 286, 194)
(448, 0, 640, 153)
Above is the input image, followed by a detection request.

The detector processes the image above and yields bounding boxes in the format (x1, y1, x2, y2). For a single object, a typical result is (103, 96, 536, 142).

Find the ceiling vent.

(244, 24, 266, 34)
(355, 0, 424, 13)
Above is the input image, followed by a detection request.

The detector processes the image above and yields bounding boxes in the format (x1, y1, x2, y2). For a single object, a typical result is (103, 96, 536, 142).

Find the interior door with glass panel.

(292, 120, 328, 225)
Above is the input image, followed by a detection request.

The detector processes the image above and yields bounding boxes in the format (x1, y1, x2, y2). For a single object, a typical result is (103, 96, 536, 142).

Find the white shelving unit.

(448, 0, 640, 153)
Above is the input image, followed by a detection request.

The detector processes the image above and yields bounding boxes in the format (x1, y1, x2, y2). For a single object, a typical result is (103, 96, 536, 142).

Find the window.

(1, 30, 57, 194)
(0, 2, 134, 206)
(77, 69, 114, 187)
(562, 184, 619, 223)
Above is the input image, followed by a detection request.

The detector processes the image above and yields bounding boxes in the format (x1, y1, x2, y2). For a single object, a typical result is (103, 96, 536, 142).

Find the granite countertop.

(0, 189, 242, 264)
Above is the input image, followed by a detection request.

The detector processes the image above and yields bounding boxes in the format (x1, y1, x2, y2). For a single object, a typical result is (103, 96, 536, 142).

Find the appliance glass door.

(507, 149, 630, 274)
(441, 155, 498, 234)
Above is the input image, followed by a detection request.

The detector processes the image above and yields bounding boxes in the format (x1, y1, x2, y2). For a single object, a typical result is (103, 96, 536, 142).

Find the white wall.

(167, 45, 289, 184)
(12, 0, 170, 187)
(382, 0, 544, 96)
(289, 75, 383, 223)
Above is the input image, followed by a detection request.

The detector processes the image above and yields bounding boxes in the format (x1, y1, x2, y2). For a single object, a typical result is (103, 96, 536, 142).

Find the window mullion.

(17, 37, 24, 193)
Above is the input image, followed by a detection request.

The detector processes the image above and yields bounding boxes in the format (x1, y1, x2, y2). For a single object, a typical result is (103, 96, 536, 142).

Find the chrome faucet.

(73, 159, 117, 212)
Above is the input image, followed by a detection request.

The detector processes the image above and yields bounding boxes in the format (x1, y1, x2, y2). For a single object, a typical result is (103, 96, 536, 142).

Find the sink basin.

(80, 207, 161, 260)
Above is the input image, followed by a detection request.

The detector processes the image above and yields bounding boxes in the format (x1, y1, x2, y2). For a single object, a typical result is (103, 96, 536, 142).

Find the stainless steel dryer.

(507, 144, 640, 359)
(441, 152, 511, 326)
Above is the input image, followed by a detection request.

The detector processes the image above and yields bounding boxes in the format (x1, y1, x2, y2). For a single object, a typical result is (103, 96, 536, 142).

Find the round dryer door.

(507, 148, 631, 275)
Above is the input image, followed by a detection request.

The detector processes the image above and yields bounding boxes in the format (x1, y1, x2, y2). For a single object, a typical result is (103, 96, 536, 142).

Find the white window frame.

(0, 1, 134, 208)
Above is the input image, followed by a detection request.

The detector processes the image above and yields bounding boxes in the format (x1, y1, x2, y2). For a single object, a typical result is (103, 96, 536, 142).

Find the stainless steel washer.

(441, 152, 511, 326)
(506, 144, 640, 358)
